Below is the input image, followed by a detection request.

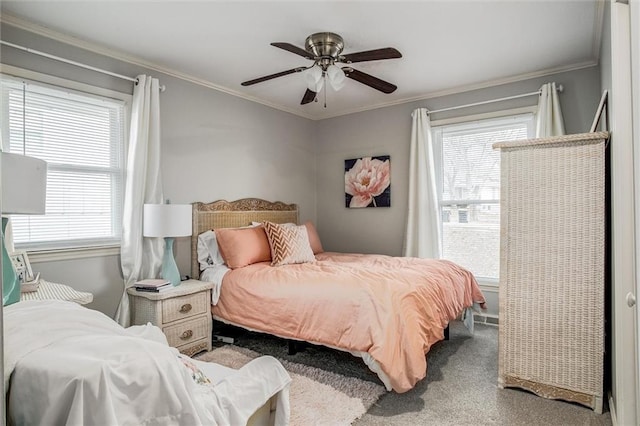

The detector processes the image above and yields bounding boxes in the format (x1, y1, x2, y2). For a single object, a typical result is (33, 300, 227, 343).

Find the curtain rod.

(426, 84, 564, 115)
(0, 40, 166, 92)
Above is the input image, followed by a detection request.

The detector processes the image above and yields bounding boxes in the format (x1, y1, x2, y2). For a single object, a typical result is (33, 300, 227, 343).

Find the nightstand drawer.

(162, 291, 208, 324)
(163, 315, 210, 347)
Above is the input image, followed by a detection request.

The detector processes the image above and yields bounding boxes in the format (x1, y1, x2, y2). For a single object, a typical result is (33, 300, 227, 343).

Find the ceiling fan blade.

(271, 42, 314, 60)
(342, 67, 397, 94)
(301, 89, 317, 105)
(340, 47, 402, 64)
(241, 68, 303, 86)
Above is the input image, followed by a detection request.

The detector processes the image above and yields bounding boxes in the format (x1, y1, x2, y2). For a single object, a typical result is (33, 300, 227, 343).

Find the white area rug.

(196, 345, 385, 426)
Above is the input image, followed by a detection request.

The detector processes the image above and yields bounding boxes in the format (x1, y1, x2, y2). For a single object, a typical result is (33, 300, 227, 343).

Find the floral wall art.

(344, 155, 391, 208)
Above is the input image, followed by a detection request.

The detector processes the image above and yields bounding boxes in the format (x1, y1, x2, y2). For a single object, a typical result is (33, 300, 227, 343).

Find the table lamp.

(143, 203, 192, 286)
(1, 152, 47, 306)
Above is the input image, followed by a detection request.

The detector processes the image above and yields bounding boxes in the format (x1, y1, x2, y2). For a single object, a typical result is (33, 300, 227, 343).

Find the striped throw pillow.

(263, 221, 316, 266)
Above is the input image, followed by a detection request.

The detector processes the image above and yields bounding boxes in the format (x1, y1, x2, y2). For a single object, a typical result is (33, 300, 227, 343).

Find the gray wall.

(315, 66, 601, 257)
(0, 24, 317, 318)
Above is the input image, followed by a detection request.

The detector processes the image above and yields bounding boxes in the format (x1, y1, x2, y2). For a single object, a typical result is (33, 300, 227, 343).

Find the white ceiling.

(0, 1, 602, 120)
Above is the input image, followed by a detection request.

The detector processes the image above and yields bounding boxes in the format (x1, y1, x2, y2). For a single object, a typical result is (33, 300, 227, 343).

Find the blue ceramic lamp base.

(2, 217, 20, 306)
(161, 237, 181, 286)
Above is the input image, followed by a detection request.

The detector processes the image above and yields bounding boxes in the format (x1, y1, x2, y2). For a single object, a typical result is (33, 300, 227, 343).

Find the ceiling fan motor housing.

(305, 32, 345, 59)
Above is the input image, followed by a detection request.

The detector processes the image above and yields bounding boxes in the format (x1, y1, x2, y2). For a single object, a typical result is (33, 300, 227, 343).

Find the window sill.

(27, 245, 121, 263)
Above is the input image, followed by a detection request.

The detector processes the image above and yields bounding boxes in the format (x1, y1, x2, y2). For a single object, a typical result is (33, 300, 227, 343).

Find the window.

(1, 74, 126, 250)
(433, 113, 534, 282)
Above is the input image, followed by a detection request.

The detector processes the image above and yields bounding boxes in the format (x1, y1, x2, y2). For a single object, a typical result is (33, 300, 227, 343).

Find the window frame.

(431, 107, 536, 286)
(0, 65, 131, 262)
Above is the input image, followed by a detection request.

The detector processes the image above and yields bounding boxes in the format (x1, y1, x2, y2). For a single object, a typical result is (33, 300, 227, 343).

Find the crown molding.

(1, 13, 600, 122)
(313, 60, 599, 120)
(0, 14, 316, 120)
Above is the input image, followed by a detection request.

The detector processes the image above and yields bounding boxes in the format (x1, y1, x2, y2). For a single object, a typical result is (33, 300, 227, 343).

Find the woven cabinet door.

(495, 132, 607, 413)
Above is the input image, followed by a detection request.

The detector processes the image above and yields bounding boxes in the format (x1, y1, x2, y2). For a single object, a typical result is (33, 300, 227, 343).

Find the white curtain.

(115, 75, 164, 326)
(535, 82, 566, 137)
(403, 108, 441, 258)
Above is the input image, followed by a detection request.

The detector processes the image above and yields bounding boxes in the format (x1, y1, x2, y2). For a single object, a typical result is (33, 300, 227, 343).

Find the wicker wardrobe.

(494, 131, 608, 413)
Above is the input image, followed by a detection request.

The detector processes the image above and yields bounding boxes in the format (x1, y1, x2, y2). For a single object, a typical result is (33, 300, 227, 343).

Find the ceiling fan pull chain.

(324, 77, 327, 108)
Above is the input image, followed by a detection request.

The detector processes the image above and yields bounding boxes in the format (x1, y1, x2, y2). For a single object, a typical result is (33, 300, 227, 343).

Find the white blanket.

(4, 300, 291, 425)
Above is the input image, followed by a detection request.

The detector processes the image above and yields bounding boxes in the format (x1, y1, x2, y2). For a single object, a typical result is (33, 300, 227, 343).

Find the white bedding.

(197, 229, 230, 304)
(200, 264, 229, 304)
(4, 300, 291, 425)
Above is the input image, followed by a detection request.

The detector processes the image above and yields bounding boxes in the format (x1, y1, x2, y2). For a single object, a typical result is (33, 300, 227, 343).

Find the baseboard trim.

(474, 312, 499, 326)
(479, 283, 499, 293)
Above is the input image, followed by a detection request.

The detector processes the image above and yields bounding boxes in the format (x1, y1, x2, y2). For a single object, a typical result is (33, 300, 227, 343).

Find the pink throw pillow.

(263, 221, 316, 266)
(303, 221, 324, 254)
(215, 226, 271, 269)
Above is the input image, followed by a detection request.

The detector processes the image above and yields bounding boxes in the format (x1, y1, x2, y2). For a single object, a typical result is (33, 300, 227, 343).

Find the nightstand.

(127, 279, 213, 356)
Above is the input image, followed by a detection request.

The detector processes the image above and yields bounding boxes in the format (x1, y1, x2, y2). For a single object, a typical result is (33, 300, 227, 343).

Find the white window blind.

(433, 113, 534, 281)
(1, 75, 125, 250)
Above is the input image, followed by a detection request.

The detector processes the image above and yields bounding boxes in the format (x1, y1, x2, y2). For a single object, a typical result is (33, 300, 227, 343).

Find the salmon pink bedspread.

(212, 252, 485, 393)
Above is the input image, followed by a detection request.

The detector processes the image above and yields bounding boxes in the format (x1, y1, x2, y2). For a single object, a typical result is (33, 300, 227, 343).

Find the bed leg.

(288, 340, 297, 355)
(444, 324, 450, 341)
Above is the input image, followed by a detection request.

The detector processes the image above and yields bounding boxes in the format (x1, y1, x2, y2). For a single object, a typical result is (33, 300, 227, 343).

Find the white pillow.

(197, 230, 224, 271)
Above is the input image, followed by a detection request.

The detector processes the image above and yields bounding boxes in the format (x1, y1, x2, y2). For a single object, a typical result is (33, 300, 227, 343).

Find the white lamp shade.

(305, 66, 324, 92)
(327, 65, 346, 91)
(1, 152, 48, 215)
(143, 204, 192, 237)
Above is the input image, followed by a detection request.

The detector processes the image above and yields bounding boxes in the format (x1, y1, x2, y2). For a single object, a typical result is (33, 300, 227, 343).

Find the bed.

(4, 300, 291, 426)
(191, 198, 486, 393)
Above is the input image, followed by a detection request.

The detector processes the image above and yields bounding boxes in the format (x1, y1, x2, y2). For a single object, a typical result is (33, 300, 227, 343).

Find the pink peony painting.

(344, 155, 391, 208)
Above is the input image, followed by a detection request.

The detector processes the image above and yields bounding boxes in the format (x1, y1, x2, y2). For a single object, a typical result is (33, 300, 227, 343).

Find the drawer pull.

(179, 303, 192, 313)
(180, 330, 193, 340)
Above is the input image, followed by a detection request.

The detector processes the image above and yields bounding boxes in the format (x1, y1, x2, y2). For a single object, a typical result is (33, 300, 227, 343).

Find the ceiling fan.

(241, 32, 402, 105)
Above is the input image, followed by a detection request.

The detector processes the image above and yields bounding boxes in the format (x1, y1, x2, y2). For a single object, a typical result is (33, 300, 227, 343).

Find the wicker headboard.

(191, 198, 299, 279)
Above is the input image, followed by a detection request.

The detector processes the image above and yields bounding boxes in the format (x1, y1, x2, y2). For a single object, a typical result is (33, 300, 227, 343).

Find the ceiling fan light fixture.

(304, 66, 324, 92)
(327, 64, 346, 91)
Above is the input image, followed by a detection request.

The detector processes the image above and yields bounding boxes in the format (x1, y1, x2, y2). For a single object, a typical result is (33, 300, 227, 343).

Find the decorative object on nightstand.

(1, 152, 47, 306)
(143, 202, 192, 286)
(127, 279, 213, 356)
(133, 278, 171, 292)
(9, 250, 40, 292)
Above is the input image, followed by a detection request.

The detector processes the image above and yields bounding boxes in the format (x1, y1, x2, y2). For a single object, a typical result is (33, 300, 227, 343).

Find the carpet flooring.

(213, 321, 613, 426)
